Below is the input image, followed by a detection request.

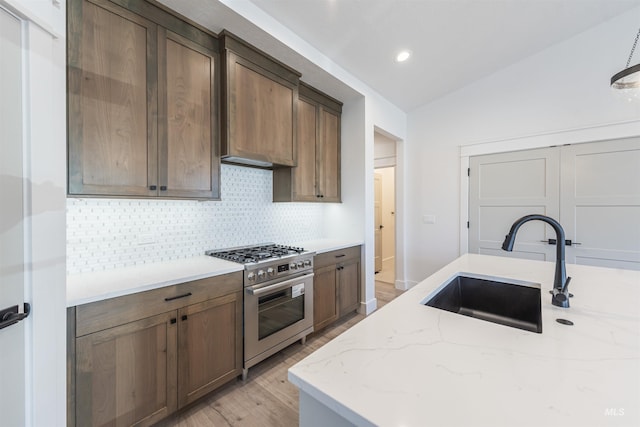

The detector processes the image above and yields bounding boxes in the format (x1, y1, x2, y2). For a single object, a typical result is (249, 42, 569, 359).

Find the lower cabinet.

(313, 245, 361, 331)
(68, 272, 243, 427)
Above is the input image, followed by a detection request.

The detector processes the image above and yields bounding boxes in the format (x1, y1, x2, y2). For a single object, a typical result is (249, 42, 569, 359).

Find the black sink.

(423, 274, 542, 333)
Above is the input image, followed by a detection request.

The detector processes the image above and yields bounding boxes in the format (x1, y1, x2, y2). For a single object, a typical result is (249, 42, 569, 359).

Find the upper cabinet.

(220, 32, 301, 167)
(274, 82, 342, 202)
(68, 0, 221, 199)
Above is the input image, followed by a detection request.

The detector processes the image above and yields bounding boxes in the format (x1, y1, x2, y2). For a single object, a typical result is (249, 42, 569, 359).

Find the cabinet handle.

(181, 315, 188, 321)
(170, 318, 177, 324)
(335, 254, 346, 258)
(160, 186, 167, 191)
(150, 185, 157, 191)
(164, 292, 192, 302)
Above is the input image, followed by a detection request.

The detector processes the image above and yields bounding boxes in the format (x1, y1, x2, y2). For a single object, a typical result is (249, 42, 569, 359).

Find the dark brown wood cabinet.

(68, 0, 220, 199)
(312, 245, 361, 331)
(274, 82, 342, 202)
(67, 272, 243, 427)
(220, 31, 301, 167)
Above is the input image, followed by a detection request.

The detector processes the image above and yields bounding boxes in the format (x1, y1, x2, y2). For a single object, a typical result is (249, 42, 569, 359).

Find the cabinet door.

(177, 291, 242, 408)
(292, 97, 319, 200)
(158, 29, 220, 199)
(68, 0, 158, 197)
(75, 311, 177, 427)
(337, 260, 360, 316)
(318, 107, 341, 202)
(225, 52, 297, 166)
(313, 265, 339, 331)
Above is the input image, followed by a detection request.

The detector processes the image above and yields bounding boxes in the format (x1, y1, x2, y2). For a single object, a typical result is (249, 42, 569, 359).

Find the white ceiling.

(160, 0, 640, 112)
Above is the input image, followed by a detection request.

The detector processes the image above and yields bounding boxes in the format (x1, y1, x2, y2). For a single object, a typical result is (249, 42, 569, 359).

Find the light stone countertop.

(288, 253, 640, 427)
(66, 239, 362, 307)
(292, 239, 363, 254)
(66, 256, 243, 307)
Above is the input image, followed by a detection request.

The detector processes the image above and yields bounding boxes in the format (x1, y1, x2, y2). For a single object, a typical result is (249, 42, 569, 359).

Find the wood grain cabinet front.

(220, 31, 301, 167)
(274, 82, 342, 202)
(67, 0, 220, 199)
(67, 272, 243, 427)
(312, 246, 361, 332)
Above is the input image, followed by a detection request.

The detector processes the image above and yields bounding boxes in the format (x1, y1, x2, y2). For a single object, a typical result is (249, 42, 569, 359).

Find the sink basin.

(423, 273, 542, 333)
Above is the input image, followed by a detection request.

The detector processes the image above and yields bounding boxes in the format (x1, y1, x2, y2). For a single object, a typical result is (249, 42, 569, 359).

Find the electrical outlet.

(137, 233, 156, 245)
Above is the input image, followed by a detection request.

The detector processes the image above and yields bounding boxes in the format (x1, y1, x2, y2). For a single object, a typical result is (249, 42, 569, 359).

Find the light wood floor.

(158, 281, 403, 427)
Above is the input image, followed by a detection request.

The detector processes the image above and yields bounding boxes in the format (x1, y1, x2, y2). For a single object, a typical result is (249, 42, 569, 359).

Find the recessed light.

(395, 50, 411, 63)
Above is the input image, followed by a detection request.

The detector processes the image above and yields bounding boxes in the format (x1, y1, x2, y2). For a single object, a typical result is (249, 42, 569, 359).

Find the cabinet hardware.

(164, 292, 192, 302)
(0, 303, 31, 331)
(170, 318, 177, 324)
(160, 186, 167, 191)
(335, 254, 346, 258)
(150, 185, 157, 190)
(181, 315, 188, 321)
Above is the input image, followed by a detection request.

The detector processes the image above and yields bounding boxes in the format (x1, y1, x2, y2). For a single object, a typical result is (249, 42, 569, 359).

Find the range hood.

(221, 156, 274, 169)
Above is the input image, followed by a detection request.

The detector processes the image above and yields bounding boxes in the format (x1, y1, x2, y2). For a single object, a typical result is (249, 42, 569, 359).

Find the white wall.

(405, 7, 640, 285)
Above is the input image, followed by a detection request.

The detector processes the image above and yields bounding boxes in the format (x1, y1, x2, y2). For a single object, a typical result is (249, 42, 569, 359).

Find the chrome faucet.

(501, 214, 572, 308)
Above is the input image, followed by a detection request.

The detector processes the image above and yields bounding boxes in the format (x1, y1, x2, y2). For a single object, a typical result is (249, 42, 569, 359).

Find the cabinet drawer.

(75, 271, 242, 337)
(314, 245, 361, 269)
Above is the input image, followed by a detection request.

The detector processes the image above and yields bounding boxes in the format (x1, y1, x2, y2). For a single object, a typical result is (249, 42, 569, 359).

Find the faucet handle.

(562, 276, 572, 294)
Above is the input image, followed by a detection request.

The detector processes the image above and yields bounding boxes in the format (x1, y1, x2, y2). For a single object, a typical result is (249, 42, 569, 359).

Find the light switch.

(422, 215, 436, 224)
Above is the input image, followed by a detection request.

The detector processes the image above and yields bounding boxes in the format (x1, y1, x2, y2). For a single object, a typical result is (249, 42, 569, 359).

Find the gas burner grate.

(206, 244, 305, 264)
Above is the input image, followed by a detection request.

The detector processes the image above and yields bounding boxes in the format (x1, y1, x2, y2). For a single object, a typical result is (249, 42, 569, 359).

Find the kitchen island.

(288, 254, 640, 427)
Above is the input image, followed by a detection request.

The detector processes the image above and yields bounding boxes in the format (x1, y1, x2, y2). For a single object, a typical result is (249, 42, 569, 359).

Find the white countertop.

(66, 239, 361, 307)
(292, 239, 363, 254)
(66, 256, 243, 307)
(288, 254, 640, 427)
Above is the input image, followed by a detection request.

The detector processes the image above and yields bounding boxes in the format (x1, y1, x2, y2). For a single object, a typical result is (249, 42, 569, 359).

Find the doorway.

(374, 167, 395, 283)
(374, 130, 400, 307)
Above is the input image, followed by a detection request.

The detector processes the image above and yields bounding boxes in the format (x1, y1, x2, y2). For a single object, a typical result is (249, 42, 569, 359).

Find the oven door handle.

(246, 273, 314, 297)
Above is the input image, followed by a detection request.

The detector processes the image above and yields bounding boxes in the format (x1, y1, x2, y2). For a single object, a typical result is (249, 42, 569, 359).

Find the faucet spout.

(501, 214, 571, 308)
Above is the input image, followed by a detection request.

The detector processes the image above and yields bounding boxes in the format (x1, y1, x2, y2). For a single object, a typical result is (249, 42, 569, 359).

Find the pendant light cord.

(626, 27, 640, 68)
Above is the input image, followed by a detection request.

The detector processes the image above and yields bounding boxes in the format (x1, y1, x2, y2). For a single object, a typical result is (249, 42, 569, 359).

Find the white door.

(560, 138, 640, 270)
(469, 147, 559, 262)
(374, 173, 382, 272)
(0, 6, 27, 426)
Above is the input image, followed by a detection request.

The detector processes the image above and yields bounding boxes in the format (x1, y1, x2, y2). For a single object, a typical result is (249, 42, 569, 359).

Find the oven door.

(244, 272, 314, 364)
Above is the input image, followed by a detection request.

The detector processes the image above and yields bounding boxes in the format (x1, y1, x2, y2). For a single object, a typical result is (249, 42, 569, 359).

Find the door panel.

(177, 292, 241, 408)
(319, 108, 340, 201)
(159, 30, 220, 198)
(294, 98, 318, 200)
(68, 0, 158, 196)
(0, 7, 26, 426)
(560, 139, 640, 269)
(469, 148, 559, 262)
(374, 173, 382, 272)
(76, 312, 177, 426)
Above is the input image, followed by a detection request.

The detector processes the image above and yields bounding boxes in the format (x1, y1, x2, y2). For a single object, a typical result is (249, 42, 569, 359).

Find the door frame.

(459, 120, 640, 255)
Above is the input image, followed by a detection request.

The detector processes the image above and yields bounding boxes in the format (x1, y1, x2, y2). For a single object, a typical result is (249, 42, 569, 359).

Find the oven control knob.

(247, 272, 256, 282)
(290, 262, 297, 270)
(297, 262, 304, 269)
(303, 259, 311, 267)
(257, 270, 266, 279)
(267, 267, 275, 277)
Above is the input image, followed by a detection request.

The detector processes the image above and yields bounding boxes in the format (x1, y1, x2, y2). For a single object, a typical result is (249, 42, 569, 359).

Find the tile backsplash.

(67, 164, 325, 274)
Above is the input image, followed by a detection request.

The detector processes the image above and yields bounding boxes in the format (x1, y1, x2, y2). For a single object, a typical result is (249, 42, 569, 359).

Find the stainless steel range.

(206, 244, 314, 379)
